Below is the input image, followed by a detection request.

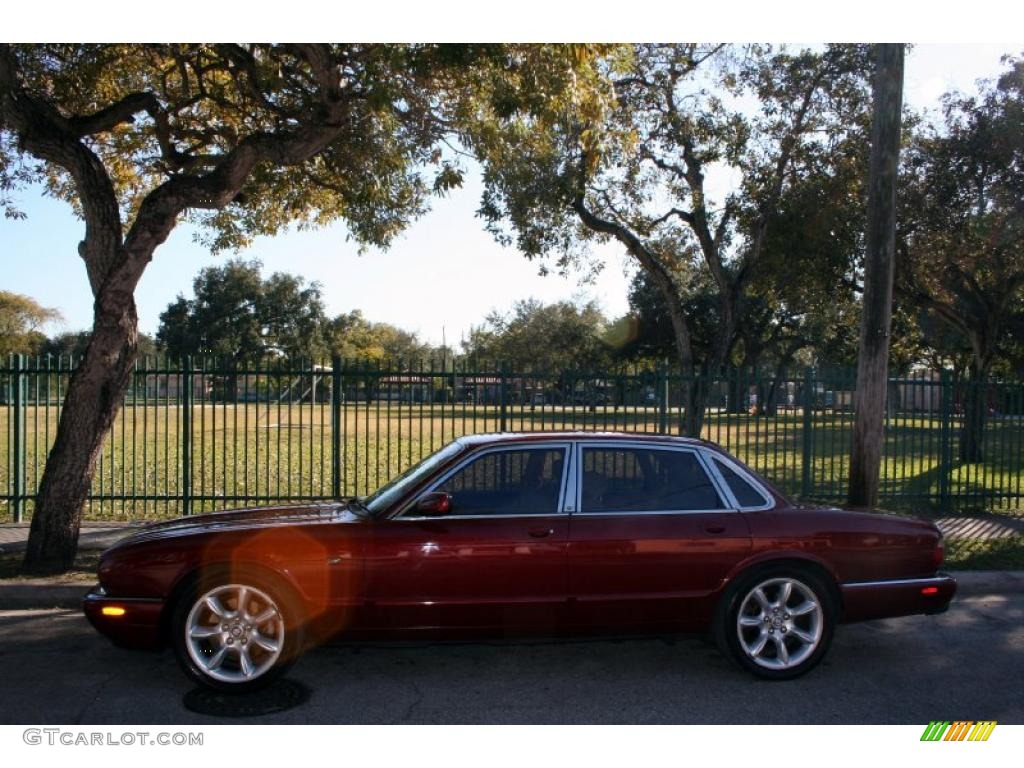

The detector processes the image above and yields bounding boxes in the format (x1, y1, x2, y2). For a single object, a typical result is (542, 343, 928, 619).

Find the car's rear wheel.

(716, 566, 835, 680)
(171, 571, 303, 692)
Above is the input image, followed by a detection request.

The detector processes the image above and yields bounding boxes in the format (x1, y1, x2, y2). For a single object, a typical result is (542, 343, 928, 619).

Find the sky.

(0, 44, 1020, 348)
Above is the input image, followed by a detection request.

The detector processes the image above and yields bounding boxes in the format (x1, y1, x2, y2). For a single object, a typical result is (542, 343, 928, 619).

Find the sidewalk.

(0, 521, 139, 554)
(935, 514, 1024, 540)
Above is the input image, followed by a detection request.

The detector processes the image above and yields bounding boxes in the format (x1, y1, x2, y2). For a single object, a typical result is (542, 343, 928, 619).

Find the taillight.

(933, 536, 945, 570)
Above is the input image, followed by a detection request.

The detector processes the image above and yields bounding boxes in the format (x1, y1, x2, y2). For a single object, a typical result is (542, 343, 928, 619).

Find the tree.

(475, 44, 872, 436)
(898, 56, 1024, 462)
(324, 310, 431, 361)
(157, 259, 327, 362)
(42, 330, 156, 360)
(848, 44, 905, 508)
(0, 43, 606, 573)
(993, 299, 1024, 378)
(617, 268, 719, 367)
(620, 137, 868, 410)
(0, 291, 61, 356)
(462, 298, 612, 371)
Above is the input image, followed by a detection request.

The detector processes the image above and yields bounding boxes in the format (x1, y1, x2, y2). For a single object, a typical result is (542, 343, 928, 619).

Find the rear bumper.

(839, 573, 957, 623)
(82, 586, 165, 649)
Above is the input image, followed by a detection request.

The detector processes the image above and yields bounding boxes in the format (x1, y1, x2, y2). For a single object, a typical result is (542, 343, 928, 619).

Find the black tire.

(170, 567, 305, 693)
(714, 564, 836, 680)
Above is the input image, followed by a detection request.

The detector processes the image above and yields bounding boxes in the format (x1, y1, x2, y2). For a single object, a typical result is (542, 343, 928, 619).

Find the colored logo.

(920, 721, 997, 741)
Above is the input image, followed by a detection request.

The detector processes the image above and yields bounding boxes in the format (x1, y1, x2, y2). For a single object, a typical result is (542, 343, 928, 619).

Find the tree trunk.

(959, 359, 989, 463)
(681, 370, 708, 438)
(23, 291, 139, 573)
(765, 359, 790, 417)
(760, 378, 774, 417)
(753, 377, 769, 417)
(727, 370, 745, 414)
(848, 44, 904, 508)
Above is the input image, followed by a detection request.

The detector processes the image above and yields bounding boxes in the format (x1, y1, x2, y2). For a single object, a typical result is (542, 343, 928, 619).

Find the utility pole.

(848, 44, 904, 508)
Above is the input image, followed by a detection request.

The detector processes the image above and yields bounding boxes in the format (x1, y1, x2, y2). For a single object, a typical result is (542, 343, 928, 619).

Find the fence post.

(801, 366, 814, 500)
(331, 355, 343, 499)
(11, 355, 25, 523)
(938, 369, 953, 512)
(657, 362, 669, 435)
(181, 356, 193, 515)
(499, 363, 508, 432)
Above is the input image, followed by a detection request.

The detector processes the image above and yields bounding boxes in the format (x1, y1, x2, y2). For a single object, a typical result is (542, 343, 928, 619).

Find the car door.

(567, 442, 752, 630)
(363, 443, 571, 632)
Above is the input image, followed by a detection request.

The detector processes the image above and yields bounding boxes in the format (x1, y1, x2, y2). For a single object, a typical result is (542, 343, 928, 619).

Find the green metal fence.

(2, 355, 1023, 520)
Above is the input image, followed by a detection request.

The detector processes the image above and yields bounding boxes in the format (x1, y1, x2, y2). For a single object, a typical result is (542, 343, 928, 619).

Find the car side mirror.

(415, 491, 453, 516)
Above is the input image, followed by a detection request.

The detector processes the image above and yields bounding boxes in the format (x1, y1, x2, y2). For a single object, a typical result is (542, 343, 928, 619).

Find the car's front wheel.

(716, 566, 835, 680)
(171, 572, 302, 692)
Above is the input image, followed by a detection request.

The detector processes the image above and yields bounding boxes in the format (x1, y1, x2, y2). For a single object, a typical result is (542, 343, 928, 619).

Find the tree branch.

(283, 44, 343, 102)
(67, 92, 158, 136)
(124, 116, 351, 260)
(571, 165, 696, 375)
(0, 44, 123, 295)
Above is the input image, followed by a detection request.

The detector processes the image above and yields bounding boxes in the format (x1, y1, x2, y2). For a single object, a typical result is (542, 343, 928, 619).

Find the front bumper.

(82, 585, 165, 649)
(839, 573, 957, 623)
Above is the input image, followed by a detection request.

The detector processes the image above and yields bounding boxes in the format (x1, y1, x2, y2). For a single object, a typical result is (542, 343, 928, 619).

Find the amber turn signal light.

(101, 606, 126, 617)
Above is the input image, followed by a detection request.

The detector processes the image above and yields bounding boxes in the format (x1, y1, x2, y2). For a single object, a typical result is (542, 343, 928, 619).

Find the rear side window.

(580, 448, 723, 512)
(713, 458, 770, 508)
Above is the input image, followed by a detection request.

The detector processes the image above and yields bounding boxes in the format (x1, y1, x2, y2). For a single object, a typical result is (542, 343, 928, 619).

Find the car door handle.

(703, 524, 727, 535)
(528, 527, 555, 538)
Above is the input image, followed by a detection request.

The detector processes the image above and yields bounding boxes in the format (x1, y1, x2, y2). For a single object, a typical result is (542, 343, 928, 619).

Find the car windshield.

(362, 440, 466, 514)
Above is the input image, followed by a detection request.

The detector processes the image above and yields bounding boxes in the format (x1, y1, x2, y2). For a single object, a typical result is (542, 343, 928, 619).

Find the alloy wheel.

(735, 576, 824, 670)
(184, 583, 285, 684)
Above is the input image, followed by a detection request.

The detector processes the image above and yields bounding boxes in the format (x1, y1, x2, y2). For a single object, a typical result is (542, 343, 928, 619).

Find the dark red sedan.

(84, 432, 955, 690)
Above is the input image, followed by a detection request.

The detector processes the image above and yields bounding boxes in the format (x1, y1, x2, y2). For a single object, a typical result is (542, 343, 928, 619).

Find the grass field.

(2, 401, 1023, 520)
(945, 536, 1024, 569)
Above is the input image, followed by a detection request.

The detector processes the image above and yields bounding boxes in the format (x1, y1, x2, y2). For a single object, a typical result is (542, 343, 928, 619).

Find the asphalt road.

(1, 592, 1021, 725)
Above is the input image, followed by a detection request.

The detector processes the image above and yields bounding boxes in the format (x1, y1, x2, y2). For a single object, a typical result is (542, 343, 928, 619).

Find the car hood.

(108, 501, 361, 549)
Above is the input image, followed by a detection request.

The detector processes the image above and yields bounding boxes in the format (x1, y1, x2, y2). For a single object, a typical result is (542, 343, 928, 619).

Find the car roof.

(455, 431, 713, 448)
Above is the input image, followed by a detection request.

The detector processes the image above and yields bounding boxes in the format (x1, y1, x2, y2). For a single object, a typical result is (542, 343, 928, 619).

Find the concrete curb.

(0, 581, 92, 611)
(0, 570, 1021, 613)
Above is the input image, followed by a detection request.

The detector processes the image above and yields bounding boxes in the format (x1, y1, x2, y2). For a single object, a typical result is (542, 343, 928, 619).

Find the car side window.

(432, 448, 566, 516)
(580, 448, 723, 513)
(713, 458, 770, 508)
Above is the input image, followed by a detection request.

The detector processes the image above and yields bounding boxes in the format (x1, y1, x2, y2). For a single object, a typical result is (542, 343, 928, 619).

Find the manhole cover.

(183, 678, 310, 718)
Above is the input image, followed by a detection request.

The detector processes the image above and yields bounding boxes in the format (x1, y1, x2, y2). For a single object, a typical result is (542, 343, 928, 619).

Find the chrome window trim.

(572, 440, 733, 517)
(703, 452, 775, 512)
(842, 575, 953, 589)
(563, 440, 578, 513)
(395, 442, 573, 520)
(568, 508, 740, 518)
